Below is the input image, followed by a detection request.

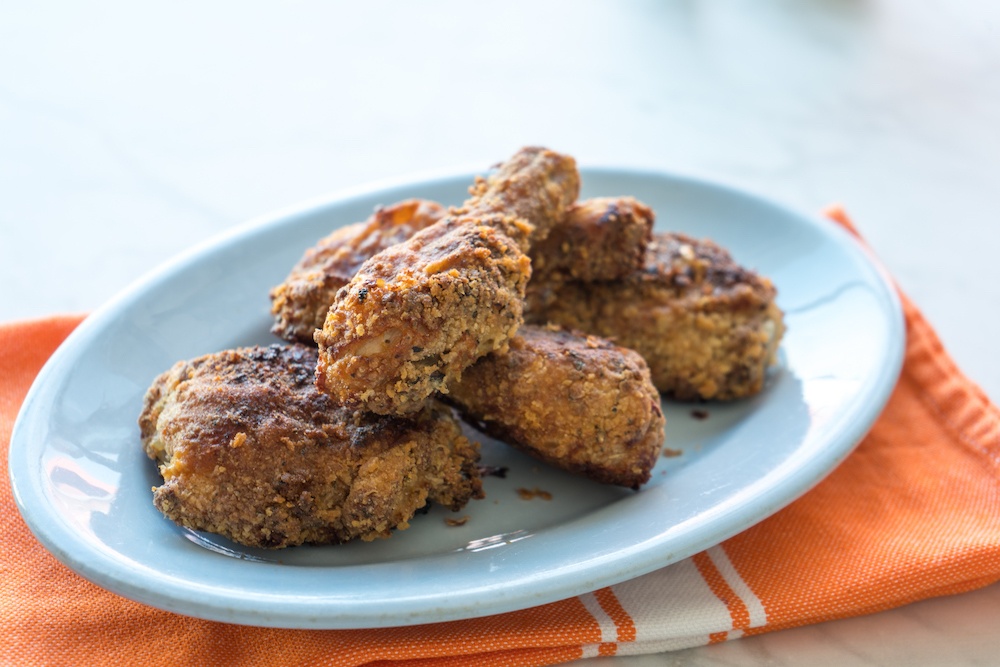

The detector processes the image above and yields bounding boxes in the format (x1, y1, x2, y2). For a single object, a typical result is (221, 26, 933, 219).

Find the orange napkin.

(3, 211, 999, 666)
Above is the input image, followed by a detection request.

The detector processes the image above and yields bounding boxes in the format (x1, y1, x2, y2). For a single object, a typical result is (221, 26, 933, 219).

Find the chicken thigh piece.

(527, 233, 784, 401)
(140, 344, 483, 549)
(449, 324, 665, 489)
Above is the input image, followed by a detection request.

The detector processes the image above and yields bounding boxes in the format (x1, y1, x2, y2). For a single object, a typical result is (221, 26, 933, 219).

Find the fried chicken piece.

(526, 233, 785, 401)
(139, 345, 483, 549)
(449, 324, 665, 489)
(270, 199, 445, 344)
(314, 219, 531, 415)
(315, 147, 580, 415)
(272, 151, 582, 349)
(272, 195, 641, 348)
(459, 146, 581, 250)
(529, 196, 654, 282)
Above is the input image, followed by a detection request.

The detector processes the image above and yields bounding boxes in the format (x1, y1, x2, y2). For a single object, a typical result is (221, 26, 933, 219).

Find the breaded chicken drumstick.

(315, 147, 580, 415)
(140, 344, 482, 549)
(449, 324, 665, 489)
(456, 146, 583, 250)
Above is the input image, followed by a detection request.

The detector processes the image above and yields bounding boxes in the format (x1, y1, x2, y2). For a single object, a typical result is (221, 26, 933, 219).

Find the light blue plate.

(9, 166, 904, 628)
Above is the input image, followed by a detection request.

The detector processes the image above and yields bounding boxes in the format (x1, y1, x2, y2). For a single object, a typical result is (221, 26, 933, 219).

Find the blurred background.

(4, 2, 999, 401)
(2, 1, 999, 663)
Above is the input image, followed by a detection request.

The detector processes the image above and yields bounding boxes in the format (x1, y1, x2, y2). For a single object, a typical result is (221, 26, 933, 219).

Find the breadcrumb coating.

(139, 345, 482, 548)
(459, 146, 581, 250)
(315, 146, 580, 415)
(315, 219, 532, 414)
(450, 324, 665, 489)
(530, 197, 654, 282)
(526, 233, 784, 401)
(270, 199, 445, 344)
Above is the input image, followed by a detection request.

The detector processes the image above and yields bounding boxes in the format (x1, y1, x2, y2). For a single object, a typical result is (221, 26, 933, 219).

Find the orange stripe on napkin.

(592, 587, 636, 643)
(692, 551, 751, 636)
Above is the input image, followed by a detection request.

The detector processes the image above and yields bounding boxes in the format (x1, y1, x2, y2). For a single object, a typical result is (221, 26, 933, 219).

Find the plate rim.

(8, 164, 906, 628)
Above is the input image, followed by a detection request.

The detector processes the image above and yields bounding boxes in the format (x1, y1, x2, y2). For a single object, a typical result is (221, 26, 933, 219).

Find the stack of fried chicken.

(139, 147, 784, 549)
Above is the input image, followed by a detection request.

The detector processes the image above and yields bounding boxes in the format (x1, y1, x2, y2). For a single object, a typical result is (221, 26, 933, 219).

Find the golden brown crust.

(530, 197, 654, 282)
(140, 345, 483, 549)
(315, 219, 532, 414)
(270, 199, 445, 344)
(526, 233, 785, 401)
(449, 324, 665, 489)
(315, 147, 579, 416)
(458, 146, 581, 250)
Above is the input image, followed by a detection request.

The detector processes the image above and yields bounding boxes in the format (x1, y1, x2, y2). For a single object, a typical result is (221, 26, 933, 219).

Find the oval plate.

(9, 167, 904, 628)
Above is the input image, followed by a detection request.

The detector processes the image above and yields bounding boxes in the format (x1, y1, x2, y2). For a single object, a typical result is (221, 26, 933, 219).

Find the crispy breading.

(529, 196, 654, 282)
(526, 233, 784, 401)
(272, 195, 645, 349)
(459, 146, 581, 250)
(314, 219, 531, 414)
(449, 324, 665, 489)
(270, 199, 445, 344)
(139, 345, 482, 549)
(315, 147, 580, 415)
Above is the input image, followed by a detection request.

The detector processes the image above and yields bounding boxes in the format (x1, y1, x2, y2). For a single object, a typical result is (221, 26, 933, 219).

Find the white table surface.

(3, 1, 999, 664)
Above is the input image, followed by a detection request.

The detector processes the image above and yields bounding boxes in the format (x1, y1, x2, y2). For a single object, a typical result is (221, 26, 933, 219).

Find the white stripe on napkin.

(706, 545, 767, 629)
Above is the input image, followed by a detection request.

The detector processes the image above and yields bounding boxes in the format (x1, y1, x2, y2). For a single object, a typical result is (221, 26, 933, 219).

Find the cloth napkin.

(3, 210, 999, 666)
